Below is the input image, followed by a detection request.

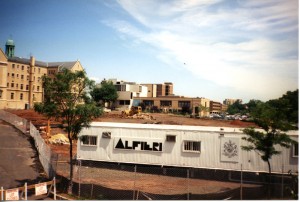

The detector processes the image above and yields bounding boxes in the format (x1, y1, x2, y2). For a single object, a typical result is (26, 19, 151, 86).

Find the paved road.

(0, 120, 44, 189)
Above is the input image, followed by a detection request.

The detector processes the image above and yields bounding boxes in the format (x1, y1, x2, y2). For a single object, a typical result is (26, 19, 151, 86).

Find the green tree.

(34, 69, 102, 193)
(270, 89, 297, 125)
(241, 97, 297, 198)
(227, 100, 246, 115)
(90, 80, 118, 108)
(246, 99, 263, 113)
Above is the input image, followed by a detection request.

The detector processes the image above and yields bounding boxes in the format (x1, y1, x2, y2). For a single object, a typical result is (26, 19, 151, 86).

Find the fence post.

(1, 187, 3, 201)
(78, 160, 81, 198)
(24, 182, 27, 200)
(281, 164, 284, 199)
(90, 184, 94, 199)
(187, 168, 190, 200)
(133, 165, 137, 200)
(54, 177, 56, 200)
(240, 164, 243, 200)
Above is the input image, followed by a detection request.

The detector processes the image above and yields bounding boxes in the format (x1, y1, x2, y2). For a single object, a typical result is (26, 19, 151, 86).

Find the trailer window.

(292, 142, 298, 157)
(81, 135, 97, 146)
(183, 141, 201, 153)
(166, 135, 176, 142)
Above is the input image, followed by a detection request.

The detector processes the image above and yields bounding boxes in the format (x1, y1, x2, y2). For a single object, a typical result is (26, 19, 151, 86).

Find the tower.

(5, 39, 15, 58)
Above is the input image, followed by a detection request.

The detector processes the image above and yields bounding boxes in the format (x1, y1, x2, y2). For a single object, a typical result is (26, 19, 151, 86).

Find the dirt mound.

(4, 109, 60, 126)
(6, 109, 257, 128)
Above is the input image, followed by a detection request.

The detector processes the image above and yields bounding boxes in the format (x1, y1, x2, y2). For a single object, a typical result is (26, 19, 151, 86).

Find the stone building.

(0, 39, 84, 109)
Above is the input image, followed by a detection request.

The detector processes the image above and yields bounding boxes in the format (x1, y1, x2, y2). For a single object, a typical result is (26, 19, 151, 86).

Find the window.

(7, 73, 9, 76)
(26, 85, 29, 90)
(178, 101, 191, 108)
(12, 73, 14, 78)
(115, 84, 126, 91)
(37, 86, 40, 91)
(119, 100, 130, 105)
(292, 143, 298, 157)
(12, 64, 15, 68)
(143, 100, 154, 106)
(160, 100, 172, 107)
(81, 135, 97, 146)
(102, 132, 111, 138)
(10, 93, 14, 99)
(21, 75, 24, 79)
(11, 83, 14, 88)
(166, 135, 176, 142)
(183, 141, 201, 152)
(21, 66, 24, 70)
(20, 93, 23, 100)
(21, 84, 23, 90)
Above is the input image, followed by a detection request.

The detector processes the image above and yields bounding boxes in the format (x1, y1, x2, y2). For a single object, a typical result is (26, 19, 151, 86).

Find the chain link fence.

(60, 159, 297, 200)
(0, 110, 58, 179)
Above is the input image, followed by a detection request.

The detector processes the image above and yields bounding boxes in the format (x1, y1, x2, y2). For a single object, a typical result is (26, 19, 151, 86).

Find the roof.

(5, 39, 15, 46)
(8, 56, 77, 70)
(88, 122, 298, 136)
(48, 61, 78, 70)
(89, 121, 245, 134)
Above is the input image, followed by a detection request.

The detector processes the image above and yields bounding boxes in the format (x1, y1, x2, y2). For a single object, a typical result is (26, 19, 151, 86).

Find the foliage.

(268, 90, 298, 124)
(286, 171, 298, 199)
(241, 90, 298, 173)
(34, 69, 102, 193)
(241, 127, 295, 173)
(241, 90, 298, 199)
(227, 100, 246, 115)
(90, 80, 118, 107)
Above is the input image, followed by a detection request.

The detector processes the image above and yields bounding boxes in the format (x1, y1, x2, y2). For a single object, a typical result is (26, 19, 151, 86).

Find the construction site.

(2, 109, 297, 200)
(3, 108, 258, 167)
(5, 109, 256, 146)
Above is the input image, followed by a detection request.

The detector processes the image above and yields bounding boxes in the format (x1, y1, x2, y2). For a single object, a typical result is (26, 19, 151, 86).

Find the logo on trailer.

(114, 138, 163, 152)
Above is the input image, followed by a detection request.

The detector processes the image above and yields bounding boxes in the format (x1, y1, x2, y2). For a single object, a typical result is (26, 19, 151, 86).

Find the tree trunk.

(68, 135, 73, 194)
(267, 160, 271, 199)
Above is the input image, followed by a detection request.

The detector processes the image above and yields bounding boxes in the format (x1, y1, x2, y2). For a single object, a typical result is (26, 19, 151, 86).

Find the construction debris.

(47, 134, 70, 145)
(128, 113, 155, 120)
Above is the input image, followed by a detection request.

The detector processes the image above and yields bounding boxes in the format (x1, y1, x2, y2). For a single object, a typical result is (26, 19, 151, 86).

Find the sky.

(0, 0, 298, 103)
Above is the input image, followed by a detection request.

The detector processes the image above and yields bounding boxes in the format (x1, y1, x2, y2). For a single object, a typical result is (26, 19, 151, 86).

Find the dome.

(6, 39, 15, 46)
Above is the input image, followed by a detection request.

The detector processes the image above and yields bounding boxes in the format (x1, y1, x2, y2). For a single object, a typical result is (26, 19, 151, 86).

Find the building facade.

(141, 82, 174, 97)
(134, 96, 211, 117)
(105, 79, 148, 110)
(0, 39, 84, 109)
(209, 101, 223, 114)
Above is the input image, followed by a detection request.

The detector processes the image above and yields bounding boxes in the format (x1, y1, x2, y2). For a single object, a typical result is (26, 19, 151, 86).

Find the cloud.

(106, 0, 298, 100)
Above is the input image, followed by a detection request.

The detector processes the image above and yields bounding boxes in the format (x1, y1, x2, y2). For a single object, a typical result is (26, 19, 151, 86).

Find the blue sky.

(0, 0, 298, 103)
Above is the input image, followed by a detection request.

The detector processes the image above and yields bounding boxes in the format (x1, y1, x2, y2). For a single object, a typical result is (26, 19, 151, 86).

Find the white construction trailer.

(77, 122, 298, 173)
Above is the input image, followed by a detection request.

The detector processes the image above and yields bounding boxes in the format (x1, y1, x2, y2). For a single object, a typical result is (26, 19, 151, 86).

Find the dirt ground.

(5, 109, 260, 196)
